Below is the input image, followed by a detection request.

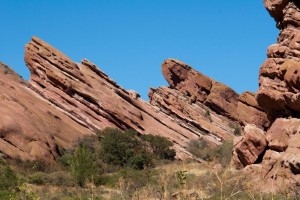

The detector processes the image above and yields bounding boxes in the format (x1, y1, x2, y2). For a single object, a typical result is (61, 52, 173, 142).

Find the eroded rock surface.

(22, 37, 242, 160)
(232, 1, 300, 192)
(257, 0, 300, 116)
(232, 124, 267, 166)
(0, 62, 91, 161)
(159, 59, 270, 129)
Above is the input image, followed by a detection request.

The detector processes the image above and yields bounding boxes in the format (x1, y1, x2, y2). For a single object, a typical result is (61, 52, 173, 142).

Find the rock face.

(257, 0, 300, 116)
(22, 36, 249, 160)
(232, 0, 300, 192)
(0, 36, 267, 162)
(160, 59, 270, 129)
(0, 62, 91, 161)
(24, 37, 202, 159)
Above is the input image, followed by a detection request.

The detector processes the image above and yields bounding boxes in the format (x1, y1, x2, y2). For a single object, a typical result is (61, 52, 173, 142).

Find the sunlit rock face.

(158, 58, 270, 129)
(24, 37, 247, 160)
(257, 0, 300, 116)
(231, 0, 300, 193)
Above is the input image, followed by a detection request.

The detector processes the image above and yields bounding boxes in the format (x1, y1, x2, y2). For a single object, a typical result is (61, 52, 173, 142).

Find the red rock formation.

(232, 124, 267, 166)
(159, 59, 270, 129)
(233, 0, 300, 192)
(0, 62, 91, 161)
(22, 37, 239, 160)
(257, 0, 300, 115)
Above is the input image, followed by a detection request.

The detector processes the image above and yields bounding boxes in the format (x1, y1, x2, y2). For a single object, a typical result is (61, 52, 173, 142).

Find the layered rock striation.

(0, 62, 91, 161)
(151, 59, 270, 129)
(22, 36, 248, 160)
(0, 35, 268, 161)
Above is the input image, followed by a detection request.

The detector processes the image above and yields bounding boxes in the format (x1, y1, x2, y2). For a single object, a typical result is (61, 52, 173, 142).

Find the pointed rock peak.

(162, 58, 212, 91)
(25, 36, 83, 83)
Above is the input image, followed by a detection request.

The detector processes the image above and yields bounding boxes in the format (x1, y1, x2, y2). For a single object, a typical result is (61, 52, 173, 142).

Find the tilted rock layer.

(0, 36, 268, 161)
(157, 59, 270, 129)
(8, 36, 260, 161)
(0, 62, 91, 161)
(25, 37, 206, 159)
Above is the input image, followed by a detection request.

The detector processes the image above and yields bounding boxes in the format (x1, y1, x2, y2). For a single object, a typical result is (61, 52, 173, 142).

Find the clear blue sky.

(0, 0, 278, 99)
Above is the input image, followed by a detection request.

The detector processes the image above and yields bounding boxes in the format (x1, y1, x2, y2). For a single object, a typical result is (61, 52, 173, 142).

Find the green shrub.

(234, 127, 241, 136)
(47, 171, 74, 186)
(28, 172, 48, 185)
(70, 145, 97, 187)
(99, 128, 153, 169)
(205, 109, 212, 122)
(140, 134, 176, 160)
(94, 173, 120, 187)
(0, 165, 18, 190)
(76, 135, 99, 153)
(229, 122, 242, 136)
(58, 152, 73, 168)
(13, 159, 50, 173)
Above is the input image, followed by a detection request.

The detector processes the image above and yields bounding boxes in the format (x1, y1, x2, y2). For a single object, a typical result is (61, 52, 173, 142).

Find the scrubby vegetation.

(187, 139, 233, 167)
(0, 128, 298, 199)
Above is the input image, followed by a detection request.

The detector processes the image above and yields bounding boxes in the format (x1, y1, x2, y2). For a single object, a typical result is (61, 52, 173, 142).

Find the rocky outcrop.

(0, 62, 91, 161)
(21, 36, 243, 160)
(149, 86, 235, 143)
(257, 0, 300, 116)
(234, 118, 300, 192)
(159, 59, 270, 129)
(1, 36, 254, 161)
(233, 1, 300, 192)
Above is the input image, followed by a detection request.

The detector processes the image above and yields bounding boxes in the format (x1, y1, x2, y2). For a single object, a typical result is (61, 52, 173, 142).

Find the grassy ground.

(0, 160, 296, 200)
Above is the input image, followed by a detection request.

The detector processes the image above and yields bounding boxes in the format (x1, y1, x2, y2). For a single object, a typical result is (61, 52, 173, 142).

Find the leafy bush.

(99, 128, 153, 169)
(12, 159, 50, 173)
(140, 134, 176, 160)
(94, 173, 120, 187)
(234, 127, 241, 136)
(47, 171, 74, 186)
(0, 165, 18, 190)
(70, 145, 97, 187)
(205, 109, 212, 122)
(28, 172, 48, 185)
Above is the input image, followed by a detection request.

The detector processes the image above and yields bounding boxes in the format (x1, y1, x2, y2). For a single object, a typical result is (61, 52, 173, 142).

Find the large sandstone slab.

(160, 59, 270, 129)
(0, 62, 91, 161)
(24, 37, 234, 159)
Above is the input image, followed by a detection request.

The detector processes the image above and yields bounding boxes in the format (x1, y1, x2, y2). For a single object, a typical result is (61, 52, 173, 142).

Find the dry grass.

(4, 160, 297, 200)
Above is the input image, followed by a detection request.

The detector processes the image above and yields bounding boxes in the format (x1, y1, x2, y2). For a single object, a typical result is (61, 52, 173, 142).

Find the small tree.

(70, 145, 97, 187)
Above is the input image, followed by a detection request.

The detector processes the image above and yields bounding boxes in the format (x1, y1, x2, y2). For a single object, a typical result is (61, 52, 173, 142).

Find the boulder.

(233, 124, 267, 166)
(282, 147, 300, 174)
(266, 118, 300, 151)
